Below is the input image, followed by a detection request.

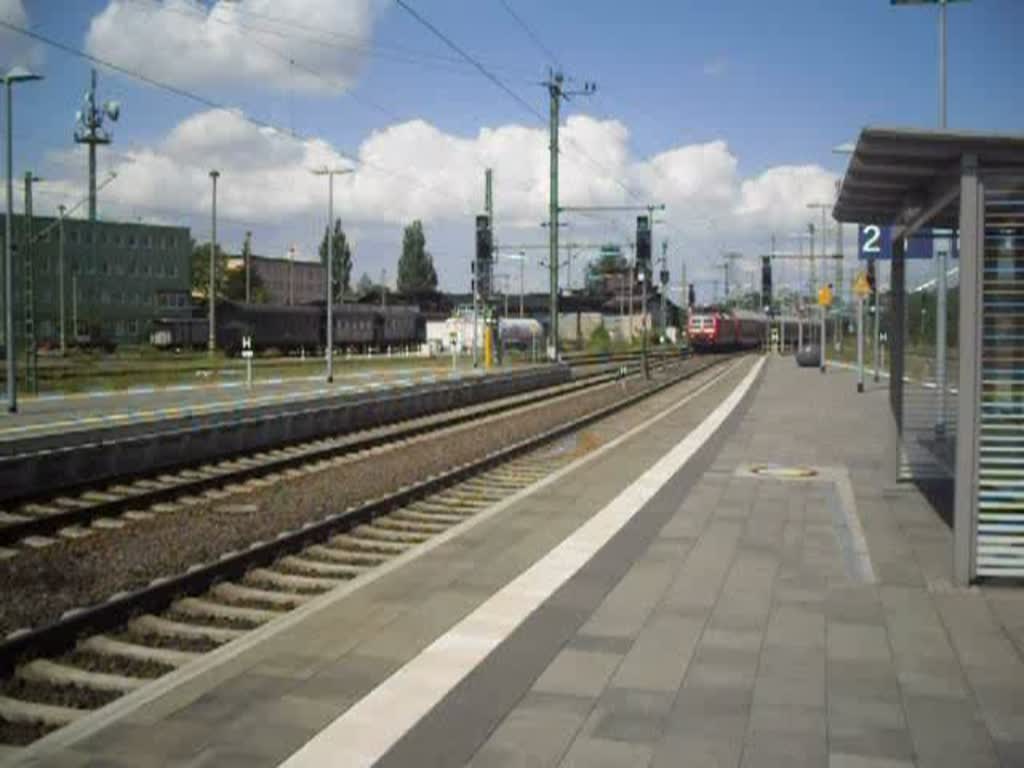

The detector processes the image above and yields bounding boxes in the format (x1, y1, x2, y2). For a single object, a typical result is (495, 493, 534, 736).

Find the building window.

(127, 235, 136, 247)
(127, 260, 136, 276)
(155, 262, 165, 277)
(100, 261, 109, 275)
(169, 263, 178, 277)
(98, 232, 107, 245)
(126, 319, 138, 334)
(101, 290, 110, 305)
(70, 230, 79, 244)
(83, 231, 93, 245)
(143, 235, 151, 248)
(113, 233, 122, 246)
(142, 263, 151, 276)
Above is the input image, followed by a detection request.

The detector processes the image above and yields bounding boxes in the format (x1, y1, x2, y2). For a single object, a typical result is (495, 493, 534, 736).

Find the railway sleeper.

(369, 518, 449, 535)
(0, 695, 86, 728)
(246, 568, 344, 594)
(352, 525, 431, 544)
(406, 501, 477, 518)
(211, 582, 310, 609)
(78, 636, 200, 670)
(129, 615, 245, 645)
(276, 555, 368, 579)
(305, 543, 392, 564)
(391, 510, 466, 526)
(324, 534, 410, 555)
(18, 660, 145, 695)
(172, 597, 279, 625)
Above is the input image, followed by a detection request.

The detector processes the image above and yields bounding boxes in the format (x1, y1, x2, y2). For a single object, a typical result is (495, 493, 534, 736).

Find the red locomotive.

(686, 308, 765, 351)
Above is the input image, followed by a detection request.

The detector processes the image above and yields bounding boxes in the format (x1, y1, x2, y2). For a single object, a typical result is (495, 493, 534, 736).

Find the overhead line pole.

(543, 71, 595, 362)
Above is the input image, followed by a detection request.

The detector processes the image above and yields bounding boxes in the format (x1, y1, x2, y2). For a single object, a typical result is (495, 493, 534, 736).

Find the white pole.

(936, 244, 948, 431)
(819, 305, 826, 373)
(873, 289, 881, 382)
(5, 80, 16, 412)
(857, 296, 865, 393)
(58, 204, 66, 356)
(326, 174, 334, 383)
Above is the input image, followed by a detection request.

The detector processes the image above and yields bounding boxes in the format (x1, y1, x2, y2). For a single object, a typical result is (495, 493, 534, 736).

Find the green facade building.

(0, 215, 192, 346)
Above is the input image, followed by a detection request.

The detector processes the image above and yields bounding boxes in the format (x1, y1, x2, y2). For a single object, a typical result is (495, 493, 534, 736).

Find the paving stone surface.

(461, 359, 1024, 768)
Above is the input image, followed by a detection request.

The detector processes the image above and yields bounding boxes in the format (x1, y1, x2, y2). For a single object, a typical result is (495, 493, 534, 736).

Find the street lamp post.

(58, 204, 66, 356)
(208, 170, 219, 356)
(4, 66, 43, 414)
(313, 167, 353, 383)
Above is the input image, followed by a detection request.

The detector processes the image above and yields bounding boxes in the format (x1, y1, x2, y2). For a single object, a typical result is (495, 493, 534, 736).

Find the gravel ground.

(0, 358, 719, 637)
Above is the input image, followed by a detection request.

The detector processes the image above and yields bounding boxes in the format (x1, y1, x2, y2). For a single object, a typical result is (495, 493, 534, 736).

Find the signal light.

(761, 256, 772, 308)
(636, 215, 651, 272)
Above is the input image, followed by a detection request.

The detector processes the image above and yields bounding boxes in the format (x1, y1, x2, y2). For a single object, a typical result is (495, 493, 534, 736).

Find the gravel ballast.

(0, 359, 721, 637)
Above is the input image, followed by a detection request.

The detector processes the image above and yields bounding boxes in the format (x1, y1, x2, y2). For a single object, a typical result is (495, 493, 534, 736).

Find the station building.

(246, 253, 326, 306)
(0, 214, 192, 345)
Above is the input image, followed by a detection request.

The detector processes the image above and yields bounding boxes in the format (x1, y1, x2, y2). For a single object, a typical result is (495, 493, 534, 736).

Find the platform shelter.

(835, 127, 1024, 586)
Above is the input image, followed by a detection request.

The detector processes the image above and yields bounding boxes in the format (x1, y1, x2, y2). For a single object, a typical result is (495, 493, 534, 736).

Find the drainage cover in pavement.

(748, 464, 818, 479)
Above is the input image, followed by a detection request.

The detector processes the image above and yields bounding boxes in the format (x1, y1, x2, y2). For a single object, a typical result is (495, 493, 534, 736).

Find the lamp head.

(3, 65, 43, 84)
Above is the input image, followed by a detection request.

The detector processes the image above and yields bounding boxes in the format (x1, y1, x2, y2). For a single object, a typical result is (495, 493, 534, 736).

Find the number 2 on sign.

(862, 225, 882, 254)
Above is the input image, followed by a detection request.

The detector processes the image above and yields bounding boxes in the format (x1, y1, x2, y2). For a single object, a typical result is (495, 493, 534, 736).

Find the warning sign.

(853, 272, 871, 299)
(817, 285, 833, 307)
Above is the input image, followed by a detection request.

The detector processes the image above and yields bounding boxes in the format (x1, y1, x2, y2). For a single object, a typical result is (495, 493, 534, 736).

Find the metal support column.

(890, 238, 906, 432)
(857, 296, 865, 393)
(935, 242, 948, 433)
(954, 154, 982, 587)
(547, 73, 562, 362)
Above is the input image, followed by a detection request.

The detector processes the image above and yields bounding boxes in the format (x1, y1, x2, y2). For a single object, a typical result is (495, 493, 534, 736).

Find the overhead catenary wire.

(495, 0, 561, 71)
(393, 0, 546, 123)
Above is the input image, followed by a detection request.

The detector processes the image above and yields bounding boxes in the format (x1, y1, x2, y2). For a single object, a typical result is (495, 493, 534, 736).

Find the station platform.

(10, 355, 1024, 768)
(0, 365, 483, 445)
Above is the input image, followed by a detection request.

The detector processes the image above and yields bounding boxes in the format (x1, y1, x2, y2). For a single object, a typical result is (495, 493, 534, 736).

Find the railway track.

(0, 361, 652, 555)
(0, 353, 740, 751)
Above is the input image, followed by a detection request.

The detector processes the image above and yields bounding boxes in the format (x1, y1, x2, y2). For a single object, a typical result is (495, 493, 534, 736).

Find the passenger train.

(686, 307, 812, 352)
(686, 308, 766, 350)
(151, 301, 426, 355)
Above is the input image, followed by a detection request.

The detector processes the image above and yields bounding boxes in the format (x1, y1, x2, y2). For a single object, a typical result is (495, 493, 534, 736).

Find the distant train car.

(687, 307, 765, 351)
(331, 304, 379, 349)
(216, 301, 323, 356)
(150, 317, 209, 350)
(378, 305, 424, 349)
(499, 318, 542, 349)
(150, 301, 428, 355)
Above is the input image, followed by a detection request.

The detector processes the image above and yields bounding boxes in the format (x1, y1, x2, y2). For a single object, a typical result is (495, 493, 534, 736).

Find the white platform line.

(278, 357, 765, 768)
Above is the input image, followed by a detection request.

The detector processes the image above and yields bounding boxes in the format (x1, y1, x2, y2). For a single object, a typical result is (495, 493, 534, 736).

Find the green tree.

(397, 219, 438, 293)
(191, 239, 229, 299)
(223, 264, 268, 303)
(318, 218, 353, 302)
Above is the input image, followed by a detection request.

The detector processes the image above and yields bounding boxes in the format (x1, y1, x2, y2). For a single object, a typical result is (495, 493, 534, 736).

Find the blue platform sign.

(857, 225, 956, 260)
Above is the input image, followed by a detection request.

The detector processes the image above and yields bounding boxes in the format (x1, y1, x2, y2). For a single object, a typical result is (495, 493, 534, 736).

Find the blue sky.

(3, 0, 1022, 295)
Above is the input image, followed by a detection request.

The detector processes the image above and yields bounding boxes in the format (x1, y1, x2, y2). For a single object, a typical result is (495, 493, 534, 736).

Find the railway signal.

(636, 215, 651, 273)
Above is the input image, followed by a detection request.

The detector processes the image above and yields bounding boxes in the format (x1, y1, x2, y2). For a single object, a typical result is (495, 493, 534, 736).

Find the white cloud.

(85, 0, 377, 93)
(41, 109, 838, 290)
(0, 0, 43, 71)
